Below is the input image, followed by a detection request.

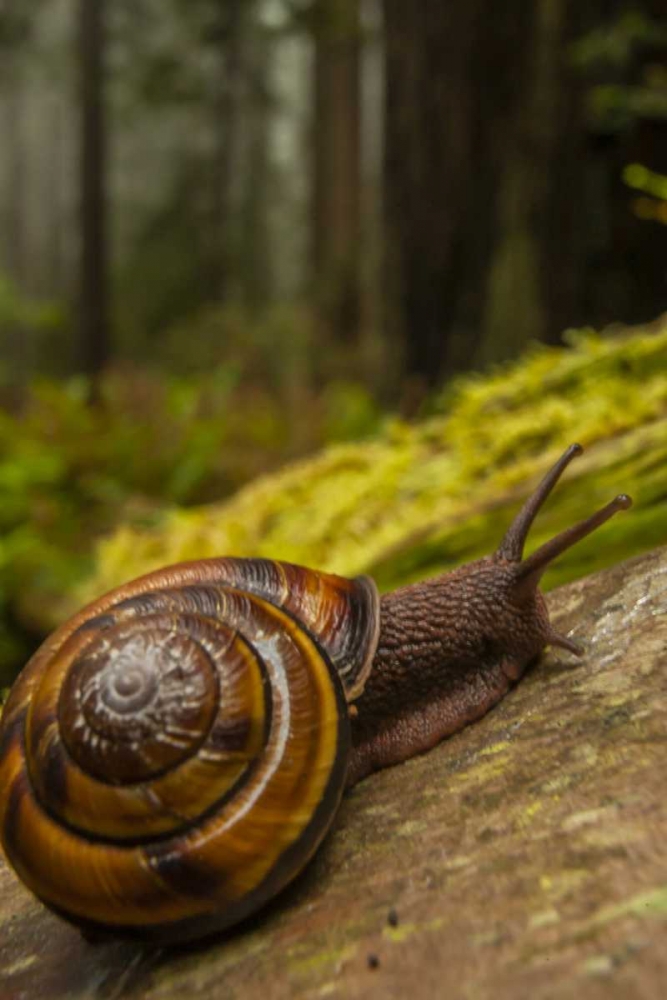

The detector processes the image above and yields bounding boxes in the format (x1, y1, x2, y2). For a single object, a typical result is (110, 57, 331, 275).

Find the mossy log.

(7, 319, 666, 691)
(69, 321, 667, 624)
(1, 547, 666, 1000)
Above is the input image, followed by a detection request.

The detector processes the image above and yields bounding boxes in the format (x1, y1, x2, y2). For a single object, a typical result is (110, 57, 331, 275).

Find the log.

(1, 547, 666, 1000)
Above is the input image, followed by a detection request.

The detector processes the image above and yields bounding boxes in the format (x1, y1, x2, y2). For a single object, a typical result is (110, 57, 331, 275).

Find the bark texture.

(312, 0, 362, 350)
(382, 1, 594, 388)
(1, 546, 666, 999)
(78, 0, 110, 379)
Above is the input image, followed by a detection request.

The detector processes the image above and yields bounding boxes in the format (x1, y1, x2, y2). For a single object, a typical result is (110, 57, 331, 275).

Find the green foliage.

(624, 163, 667, 201)
(586, 83, 667, 132)
(80, 318, 667, 615)
(0, 274, 67, 381)
(4, 319, 667, 688)
(571, 10, 667, 70)
(0, 364, 381, 683)
(624, 163, 667, 226)
(571, 9, 667, 133)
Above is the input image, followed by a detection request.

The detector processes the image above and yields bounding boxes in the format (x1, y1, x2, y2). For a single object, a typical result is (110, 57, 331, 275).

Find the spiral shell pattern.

(0, 558, 380, 942)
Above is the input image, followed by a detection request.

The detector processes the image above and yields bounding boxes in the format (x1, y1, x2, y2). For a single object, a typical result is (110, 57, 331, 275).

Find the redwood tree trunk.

(78, 0, 110, 379)
(312, 0, 362, 349)
(382, 1, 594, 393)
(4, 80, 26, 291)
(239, 14, 273, 312)
(211, 0, 248, 303)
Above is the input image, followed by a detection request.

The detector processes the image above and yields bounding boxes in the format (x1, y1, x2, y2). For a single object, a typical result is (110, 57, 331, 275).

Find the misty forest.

(0, 1, 666, 687)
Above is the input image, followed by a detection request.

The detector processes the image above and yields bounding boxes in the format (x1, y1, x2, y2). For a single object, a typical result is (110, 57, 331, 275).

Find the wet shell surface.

(0, 558, 380, 942)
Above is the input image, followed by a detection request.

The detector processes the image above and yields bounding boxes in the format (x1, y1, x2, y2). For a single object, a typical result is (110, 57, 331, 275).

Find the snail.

(0, 444, 631, 944)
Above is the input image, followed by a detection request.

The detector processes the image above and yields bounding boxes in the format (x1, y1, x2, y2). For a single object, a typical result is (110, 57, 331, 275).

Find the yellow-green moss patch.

(71, 320, 667, 612)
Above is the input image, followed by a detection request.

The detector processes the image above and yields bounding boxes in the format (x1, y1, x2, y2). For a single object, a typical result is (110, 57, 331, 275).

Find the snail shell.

(0, 558, 380, 943)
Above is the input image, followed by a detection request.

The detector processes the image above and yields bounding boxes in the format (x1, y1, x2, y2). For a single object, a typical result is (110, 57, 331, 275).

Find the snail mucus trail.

(0, 444, 632, 943)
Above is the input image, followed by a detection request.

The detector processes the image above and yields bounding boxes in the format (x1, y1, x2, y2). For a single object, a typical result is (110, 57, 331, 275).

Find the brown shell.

(0, 558, 380, 943)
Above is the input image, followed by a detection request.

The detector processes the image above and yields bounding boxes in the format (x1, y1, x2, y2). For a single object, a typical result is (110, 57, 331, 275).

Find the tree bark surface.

(312, 0, 362, 350)
(78, 0, 110, 378)
(382, 2, 594, 388)
(1, 547, 665, 999)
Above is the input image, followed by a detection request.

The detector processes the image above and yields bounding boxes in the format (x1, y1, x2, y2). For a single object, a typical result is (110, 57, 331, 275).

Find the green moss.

(529, 909, 560, 929)
(592, 886, 667, 925)
(383, 916, 446, 944)
(64, 319, 667, 613)
(286, 942, 359, 978)
(582, 954, 615, 976)
(477, 741, 512, 757)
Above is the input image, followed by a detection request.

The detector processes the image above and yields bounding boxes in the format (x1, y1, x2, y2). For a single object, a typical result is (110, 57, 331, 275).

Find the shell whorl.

(0, 558, 380, 942)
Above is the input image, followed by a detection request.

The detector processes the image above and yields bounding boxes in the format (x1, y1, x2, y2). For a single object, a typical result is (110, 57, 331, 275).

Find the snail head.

(493, 443, 632, 655)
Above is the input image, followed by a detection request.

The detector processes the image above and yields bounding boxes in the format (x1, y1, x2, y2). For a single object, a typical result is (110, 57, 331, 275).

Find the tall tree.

(208, 0, 252, 302)
(238, 14, 274, 312)
(312, 0, 362, 349)
(382, 1, 595, 393)
(2, 76, 27, 290)
(78, 0, 110, 378)
(0, 8, 35, 291)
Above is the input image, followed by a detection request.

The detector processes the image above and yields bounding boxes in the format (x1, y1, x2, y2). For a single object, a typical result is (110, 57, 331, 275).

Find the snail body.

(0, 445, 631, 943)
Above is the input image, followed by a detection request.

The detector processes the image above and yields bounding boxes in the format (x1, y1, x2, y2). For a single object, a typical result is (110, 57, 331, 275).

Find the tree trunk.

(0, 72, 29, 386)
(239, 16, 273, 313)
(3, 78, 27, 291)
(382, 1, 593, 394)
(211, 0, 248, 303)
(78, 0, 110, 380)
(312, 0, 362, 351)
(47, 94, 66, 298)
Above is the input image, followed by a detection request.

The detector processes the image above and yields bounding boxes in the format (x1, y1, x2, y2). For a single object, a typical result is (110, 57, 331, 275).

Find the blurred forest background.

(1, 0, 667, 684)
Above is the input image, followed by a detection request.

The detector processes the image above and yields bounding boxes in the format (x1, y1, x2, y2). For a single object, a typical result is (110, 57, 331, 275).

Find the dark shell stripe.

(138, 559, 379, 697)
(39, 558, 379, 701)
(26, 614, 269, 840)
(0, 580, 351, 938)
(44, 686, 351, 945)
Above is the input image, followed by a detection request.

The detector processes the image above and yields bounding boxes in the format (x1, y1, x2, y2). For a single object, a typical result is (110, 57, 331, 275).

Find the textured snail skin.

(348, 559, 552, 784)
(348, 446, 631, 783)
(0, 445, 631, 943)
